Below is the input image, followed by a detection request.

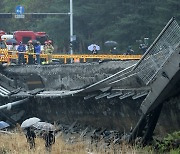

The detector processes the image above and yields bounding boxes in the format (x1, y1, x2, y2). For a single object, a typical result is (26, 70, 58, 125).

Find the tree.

(0, 0, 179, 53)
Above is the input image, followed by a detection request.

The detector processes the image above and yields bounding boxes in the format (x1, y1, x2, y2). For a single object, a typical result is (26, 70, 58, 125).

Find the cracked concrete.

(4, 61, 137, 90)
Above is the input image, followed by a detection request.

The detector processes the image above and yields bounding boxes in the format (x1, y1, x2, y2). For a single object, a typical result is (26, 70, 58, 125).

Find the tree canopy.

(0, 0, 179, 54)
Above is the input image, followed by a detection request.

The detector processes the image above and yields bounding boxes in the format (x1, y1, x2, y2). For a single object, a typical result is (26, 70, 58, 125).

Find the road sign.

(15, 14, 25, 18)
(15, 5, 25, 15)
(71, 35, 76, 41)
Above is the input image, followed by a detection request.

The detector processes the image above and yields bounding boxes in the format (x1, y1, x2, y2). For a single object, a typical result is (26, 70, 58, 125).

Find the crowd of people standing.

(16, 40, 54, 65)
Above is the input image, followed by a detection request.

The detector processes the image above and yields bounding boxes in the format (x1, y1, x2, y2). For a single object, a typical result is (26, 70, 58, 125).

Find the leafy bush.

(155, 131, 180, 152)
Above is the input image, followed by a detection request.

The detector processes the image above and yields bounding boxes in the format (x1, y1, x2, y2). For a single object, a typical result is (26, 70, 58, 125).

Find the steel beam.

(132, 91, 149, 100)
(119, 91, 135, 100)
(107, 92, 123, 99)
(0, 98, 29, 110)
(95, 92, 110, 100)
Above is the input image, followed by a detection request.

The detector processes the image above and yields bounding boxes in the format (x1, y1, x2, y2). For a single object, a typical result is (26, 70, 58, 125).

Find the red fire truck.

(14, 31, 48, 45)
(0, 30, 49, 44)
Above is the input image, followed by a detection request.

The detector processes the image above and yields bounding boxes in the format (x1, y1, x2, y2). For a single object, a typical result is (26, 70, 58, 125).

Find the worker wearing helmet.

(44, 40, 54, 64)
(42, 41, 49, 64)
(48, 40, 54, 63)
(48, 41, 54, 53)
(17, 41, 26, 65)
(43, 41, 49, 54)
(27, 40, 34, 64)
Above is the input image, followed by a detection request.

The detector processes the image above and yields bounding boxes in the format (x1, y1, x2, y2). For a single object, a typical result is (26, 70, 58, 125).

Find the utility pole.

(70, 0, 73, 63)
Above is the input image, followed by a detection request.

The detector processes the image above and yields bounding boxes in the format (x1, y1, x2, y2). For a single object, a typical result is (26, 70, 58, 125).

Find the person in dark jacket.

(126, 46, 134, 55)
(17, 41, 26, 64)
(92, 45, 98, 54)
(25, 127, 36, 149)
(34, 41, 41, 64)
(43, 131, 55, 152)
(139, 43, 148, 53)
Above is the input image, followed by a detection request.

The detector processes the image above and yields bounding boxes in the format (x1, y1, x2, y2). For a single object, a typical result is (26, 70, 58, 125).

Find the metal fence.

(134, 17, 180, 85)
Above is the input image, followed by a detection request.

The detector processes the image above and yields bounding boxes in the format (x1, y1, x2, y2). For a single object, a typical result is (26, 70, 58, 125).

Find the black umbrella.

(6, 39, 17, 45)
(104, 41, 118, 47)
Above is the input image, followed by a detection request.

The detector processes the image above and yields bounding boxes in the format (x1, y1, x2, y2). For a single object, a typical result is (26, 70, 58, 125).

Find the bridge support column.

(141, 103, 163, 144)
(129, 103, 163, 145)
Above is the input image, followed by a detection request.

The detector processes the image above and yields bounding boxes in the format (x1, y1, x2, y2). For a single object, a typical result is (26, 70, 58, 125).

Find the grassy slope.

(0, 131, 149, 154)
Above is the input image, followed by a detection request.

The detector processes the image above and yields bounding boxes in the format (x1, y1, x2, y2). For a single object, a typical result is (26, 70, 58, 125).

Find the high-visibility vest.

(27, 44, 34, 54)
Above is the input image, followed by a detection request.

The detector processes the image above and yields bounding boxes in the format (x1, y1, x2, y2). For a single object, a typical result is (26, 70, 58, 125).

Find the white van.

(1, 34, 13, 40)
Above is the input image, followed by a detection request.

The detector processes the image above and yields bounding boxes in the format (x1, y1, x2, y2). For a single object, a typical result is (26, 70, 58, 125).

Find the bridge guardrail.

(1, 51, 142, 64)
(0, 49, 9, 63)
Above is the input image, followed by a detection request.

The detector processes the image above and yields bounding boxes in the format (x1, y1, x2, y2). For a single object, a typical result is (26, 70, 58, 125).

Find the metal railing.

(0, 51, 142, 64)
(0, 49, 9, 62)
(133, 17, 180, 85)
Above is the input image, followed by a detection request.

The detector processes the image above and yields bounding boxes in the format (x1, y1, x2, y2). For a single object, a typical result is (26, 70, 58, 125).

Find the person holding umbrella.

(88, 44, 100, 62)
(25, 127, 36, 149)
(43, 131, 55, 152)
(126, 45, 134, 55)
(21, 117, 40, 149)
(88, 44, 100, 54)
(104, 41, 118, 54)
(33, 121, 56, 152)
(92, 45, 98, 54)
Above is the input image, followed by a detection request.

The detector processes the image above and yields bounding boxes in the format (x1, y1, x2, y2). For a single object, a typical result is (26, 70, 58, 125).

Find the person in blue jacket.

(17, 41, 26, 64)
(34, 41, 41, 64)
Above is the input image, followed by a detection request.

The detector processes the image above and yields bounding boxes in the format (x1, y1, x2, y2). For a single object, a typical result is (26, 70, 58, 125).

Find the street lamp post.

(70, 0, 73, 63)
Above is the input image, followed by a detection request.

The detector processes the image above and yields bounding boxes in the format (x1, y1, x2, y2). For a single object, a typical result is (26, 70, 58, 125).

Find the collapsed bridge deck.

(0, 17, 179, 144)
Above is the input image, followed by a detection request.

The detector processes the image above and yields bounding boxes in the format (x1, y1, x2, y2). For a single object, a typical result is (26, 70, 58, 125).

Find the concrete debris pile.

(57, 121, 130, 148)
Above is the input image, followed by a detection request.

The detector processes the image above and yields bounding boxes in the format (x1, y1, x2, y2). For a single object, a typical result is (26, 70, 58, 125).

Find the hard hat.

(45, 41, 48, 44)
(48, 40, 52, 44)
(28, 40, 32, 43)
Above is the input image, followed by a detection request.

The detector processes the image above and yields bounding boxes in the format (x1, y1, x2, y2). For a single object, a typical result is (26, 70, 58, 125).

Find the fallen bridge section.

(78, 17, 180, 144)
(129, 17, 180, 144)
(0, 18, 179, 146)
